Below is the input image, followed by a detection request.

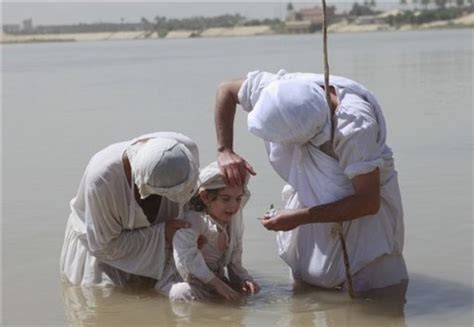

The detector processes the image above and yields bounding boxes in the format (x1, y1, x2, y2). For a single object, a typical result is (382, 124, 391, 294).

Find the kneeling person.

(60, 132, 199, 287)
(157, 162, 259, 301)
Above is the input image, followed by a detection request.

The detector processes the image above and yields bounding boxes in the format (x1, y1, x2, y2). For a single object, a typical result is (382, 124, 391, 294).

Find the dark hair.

(189, 188, 220, 212)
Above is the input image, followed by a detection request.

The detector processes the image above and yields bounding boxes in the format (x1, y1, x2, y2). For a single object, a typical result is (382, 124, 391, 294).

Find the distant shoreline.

(2, 13, 472, 44)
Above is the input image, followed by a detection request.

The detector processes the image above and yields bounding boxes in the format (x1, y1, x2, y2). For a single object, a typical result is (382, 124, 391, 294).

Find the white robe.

(239, 70, 405, 289)
(155, 210, 252, 300)
(175, 210, 251, 283)
(60, 132, 198, 286)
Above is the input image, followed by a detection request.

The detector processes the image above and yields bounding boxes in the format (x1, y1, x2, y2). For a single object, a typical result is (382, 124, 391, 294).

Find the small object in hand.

(257, 204, 277, 220)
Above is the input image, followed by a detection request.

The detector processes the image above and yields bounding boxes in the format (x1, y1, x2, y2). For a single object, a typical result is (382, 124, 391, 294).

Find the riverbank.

(329, 12, 473, 33)
(1, 13, 472, 44)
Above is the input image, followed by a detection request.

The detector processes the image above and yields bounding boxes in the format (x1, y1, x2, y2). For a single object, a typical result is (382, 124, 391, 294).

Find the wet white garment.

(60, 132, 199, 286)
(174, 210, 251, 283)
(238, 70, 405, 289)
(175, 161, 251, 284)
(156, 209, 252, 301)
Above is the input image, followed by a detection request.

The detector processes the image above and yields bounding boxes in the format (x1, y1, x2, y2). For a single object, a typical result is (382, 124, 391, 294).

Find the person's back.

(60, 132, 199, 287)
(214, 70, 407, 297)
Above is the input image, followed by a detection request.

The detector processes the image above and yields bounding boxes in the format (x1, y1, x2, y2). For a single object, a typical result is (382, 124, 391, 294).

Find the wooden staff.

(321, 0, 355, 299)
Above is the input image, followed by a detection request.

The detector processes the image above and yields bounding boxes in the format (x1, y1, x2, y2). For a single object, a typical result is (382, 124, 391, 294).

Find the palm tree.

(140, 17, 153, 38)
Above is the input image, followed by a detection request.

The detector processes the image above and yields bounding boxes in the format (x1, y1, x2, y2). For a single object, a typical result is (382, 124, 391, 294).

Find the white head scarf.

(243, 70, 386, 147)
(198, 161, 250, 204)
(125, 137, 199, 204)
(247, 78, 331, 147)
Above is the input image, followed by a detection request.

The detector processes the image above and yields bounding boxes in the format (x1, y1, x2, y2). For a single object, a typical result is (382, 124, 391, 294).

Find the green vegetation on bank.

(142, 14, 283, 38)
(4, 14, 284, 37)
(385, 7, 471, 26)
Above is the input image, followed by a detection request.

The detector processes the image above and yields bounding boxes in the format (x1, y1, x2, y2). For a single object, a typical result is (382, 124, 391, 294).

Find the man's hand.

(261, 208, 307, 231)
(208, 277, 242, 301)
(241, 280, 260, 295)
(214, 78, 254, 187)
(217, 149, 256, 187)
(165, 220, 207, 248)
(197, 235, 207, 249)
(262, 169, 381, 229)
(164, 219, 190, 244)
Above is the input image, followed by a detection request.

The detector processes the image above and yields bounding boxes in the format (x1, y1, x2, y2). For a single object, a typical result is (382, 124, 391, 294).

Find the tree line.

(7, 14, 283, 35)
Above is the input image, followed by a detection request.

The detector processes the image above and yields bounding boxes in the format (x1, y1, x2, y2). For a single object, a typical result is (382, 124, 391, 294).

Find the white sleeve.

(84, 178, 167, 280)
(334, 96, 384, 180)
(173, 212, 215, 284)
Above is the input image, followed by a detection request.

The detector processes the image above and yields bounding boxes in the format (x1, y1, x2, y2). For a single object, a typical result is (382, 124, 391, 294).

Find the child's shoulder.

(184, 209, 204, 219)
(183, 210, 206, 227)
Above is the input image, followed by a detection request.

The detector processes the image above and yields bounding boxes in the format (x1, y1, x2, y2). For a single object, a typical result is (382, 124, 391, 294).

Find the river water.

(2, 29, 473, 326)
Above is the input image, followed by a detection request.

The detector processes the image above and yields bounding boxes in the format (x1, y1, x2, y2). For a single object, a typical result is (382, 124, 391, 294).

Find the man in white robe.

(60, 132, 199, 287)
(213, 70, 408, 296)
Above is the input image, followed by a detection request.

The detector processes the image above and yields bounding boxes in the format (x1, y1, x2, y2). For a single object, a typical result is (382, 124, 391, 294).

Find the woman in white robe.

(60, 132, 199, 287)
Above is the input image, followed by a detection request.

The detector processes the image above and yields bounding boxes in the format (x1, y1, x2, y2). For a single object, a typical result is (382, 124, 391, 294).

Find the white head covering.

(198, 161, 250, 204)
(242, 70, 386, 148)
(125, 137, 199, 204)
(199, 161, 227, 191)
(247, 78, 331, 147)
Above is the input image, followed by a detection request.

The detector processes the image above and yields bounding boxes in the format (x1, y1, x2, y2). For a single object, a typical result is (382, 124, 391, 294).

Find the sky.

(1, 1, 402, 26)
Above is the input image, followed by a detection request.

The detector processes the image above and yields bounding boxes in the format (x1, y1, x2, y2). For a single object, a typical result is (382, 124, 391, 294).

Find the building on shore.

(285, 6, 335, 33)
(2, 24, 21, 34)
(22, 19, 34, 33)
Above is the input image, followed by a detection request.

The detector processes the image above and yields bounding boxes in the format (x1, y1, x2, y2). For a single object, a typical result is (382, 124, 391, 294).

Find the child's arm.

(227, 233, 260, 295)
(207, 276, 242, 301)
(173, 212, 242, 300)
(173, 212, 215, 284)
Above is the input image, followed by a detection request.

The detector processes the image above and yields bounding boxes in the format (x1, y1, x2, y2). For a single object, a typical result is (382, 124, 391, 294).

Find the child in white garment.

(156, 161, 259, 302)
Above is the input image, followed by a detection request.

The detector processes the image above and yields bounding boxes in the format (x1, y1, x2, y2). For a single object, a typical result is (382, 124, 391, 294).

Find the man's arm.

(215, 80, 242, 154)
(261, 168, 380, 231)
(215, 79, 256, 186)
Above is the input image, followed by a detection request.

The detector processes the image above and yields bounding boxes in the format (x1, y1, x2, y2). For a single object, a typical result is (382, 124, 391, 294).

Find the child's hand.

(241, 280, 260, 295)
(208, 277, 242, 301)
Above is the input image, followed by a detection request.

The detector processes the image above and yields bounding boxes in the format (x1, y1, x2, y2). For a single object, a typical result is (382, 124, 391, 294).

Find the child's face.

(201, 186, 244, 223)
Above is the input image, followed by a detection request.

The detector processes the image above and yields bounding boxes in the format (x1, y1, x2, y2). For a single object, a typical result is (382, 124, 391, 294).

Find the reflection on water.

(62, 272, 473, 326)
(62, 283, 247, 326)
(405, 274, 474, 323)
(62, 279, 410, 326)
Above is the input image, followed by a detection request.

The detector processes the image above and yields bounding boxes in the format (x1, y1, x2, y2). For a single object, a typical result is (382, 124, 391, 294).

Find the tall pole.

(321, 0, 355, 299)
